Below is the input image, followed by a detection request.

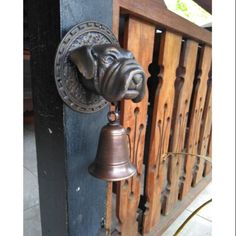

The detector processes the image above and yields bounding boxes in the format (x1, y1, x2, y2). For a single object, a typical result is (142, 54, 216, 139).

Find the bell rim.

(88, 163, 136, 181)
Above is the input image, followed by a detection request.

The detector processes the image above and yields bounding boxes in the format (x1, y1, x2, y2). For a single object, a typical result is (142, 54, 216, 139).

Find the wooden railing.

(106, 1, 212, 235)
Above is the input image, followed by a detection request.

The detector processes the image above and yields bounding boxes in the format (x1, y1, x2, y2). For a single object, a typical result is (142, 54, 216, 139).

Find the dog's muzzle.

(98, 59, 145, 103)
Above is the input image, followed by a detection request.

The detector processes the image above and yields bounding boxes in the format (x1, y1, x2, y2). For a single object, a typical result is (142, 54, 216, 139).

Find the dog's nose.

(128, 73, 143, 90)
(133, 73, 143, 87)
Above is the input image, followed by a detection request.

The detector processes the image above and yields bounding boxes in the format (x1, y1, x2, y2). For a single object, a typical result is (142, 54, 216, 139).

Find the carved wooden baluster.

(142, 31, 182, 234)
(179, 46, 212, 199)
(162, 40, 198, 215)
(204, 130, 212, 176)
(192, 79, 212, 185)
(116, 17, 155, 236)
(204, 70, 212, 178)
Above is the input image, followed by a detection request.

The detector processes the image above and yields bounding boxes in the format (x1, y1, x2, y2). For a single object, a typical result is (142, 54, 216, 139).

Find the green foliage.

(164, 0, 212, 26)
(176, 0, 190, 17)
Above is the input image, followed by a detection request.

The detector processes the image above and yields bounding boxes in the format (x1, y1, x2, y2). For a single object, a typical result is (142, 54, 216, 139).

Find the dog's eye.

(103, 55, 115, 64)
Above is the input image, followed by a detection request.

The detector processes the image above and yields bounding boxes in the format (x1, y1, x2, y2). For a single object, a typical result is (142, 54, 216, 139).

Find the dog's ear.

(69, 45, 96, 79)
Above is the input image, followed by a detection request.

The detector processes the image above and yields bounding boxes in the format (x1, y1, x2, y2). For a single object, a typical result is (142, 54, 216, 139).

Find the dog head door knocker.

(54, 21, 146, 181)
(69, 44, 145, 103)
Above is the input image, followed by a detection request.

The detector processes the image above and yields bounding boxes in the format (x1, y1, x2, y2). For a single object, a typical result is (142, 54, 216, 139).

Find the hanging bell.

(88, 111, 136, 181)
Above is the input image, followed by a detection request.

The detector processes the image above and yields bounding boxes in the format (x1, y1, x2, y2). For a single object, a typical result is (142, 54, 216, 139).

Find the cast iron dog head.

(69, 44, 145, 103)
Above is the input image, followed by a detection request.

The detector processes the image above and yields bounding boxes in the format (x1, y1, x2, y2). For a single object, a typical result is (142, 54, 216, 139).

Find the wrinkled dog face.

(69, 44, 145, 103)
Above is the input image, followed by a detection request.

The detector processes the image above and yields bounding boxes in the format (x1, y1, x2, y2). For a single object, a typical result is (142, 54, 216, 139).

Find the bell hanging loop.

(107, 110, 120, 124)
(88, 111, 136, 181)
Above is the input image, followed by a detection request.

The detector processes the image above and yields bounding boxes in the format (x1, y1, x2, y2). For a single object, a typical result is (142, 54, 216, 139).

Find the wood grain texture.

(143, 31, 182, 234)
(105, 182, 113, 236)
(116, 0, 211, 45)
(192, 82, 212, 185)
(115, 17, 155, 236)
(112, 2, 212, 234)
(204, 130, 212, 176)
(112, 0, 120, 38)
(162, 40, 199, 215)
(179, 46, 212, 199)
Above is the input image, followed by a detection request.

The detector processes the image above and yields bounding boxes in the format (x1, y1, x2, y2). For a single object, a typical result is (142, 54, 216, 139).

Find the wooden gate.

(28, 0, 211, 235)
(106, 1, 212, 235)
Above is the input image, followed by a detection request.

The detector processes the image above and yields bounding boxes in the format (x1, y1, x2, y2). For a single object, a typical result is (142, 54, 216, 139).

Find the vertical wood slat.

(204, 130, 212, 176)
(143, 31, 182, 234)
(162, 40, 199, 215)
(192, 84, 212, 185)
(179, 46, 212, 199)
(105, 182, 113, 236)
(116, 17, 155, 236)
(112, 0, 120, 38)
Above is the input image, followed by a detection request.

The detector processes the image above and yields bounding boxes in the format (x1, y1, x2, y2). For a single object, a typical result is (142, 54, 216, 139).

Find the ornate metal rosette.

(54, 21, 119, 113)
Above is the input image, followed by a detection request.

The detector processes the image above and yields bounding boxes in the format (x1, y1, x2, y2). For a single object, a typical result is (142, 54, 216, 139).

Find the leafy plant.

(176, 0, 190, 17)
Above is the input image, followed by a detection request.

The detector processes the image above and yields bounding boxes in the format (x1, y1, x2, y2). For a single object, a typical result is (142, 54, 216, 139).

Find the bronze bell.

(88, 111, 136, 181)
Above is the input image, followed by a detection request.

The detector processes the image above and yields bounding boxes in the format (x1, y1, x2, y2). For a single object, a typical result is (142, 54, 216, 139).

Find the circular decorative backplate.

(54, 21, 119, 113)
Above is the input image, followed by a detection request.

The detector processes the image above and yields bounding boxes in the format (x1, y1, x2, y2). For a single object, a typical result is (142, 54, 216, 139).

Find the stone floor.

(24, 124, 42, 236)
(162, 183, 212, 236)
(24, 123, 212, 236)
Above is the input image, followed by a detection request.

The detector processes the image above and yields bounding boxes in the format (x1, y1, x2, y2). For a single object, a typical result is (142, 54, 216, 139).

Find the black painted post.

(28, 0, 113, 235)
